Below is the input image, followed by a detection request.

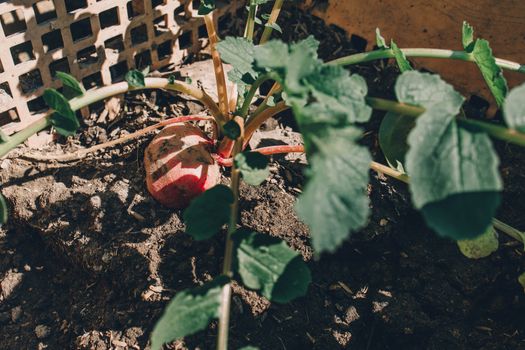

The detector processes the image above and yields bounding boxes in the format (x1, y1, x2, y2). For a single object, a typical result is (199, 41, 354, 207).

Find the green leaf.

(0, 193, 8, 226)
(462, 21, 475, 52)
(295, 129, 371, 252)
(398, 71, 502, 239)
(375, 28, 388, 49)
(125, 69, 146, 88)
(55, 71, 85, 99)
(43, 89, 80, 137)
(305, 66, 372, 125)
(265, 22, 282, 34)
(239, 347, 259, 350)
(183, 185, 234, 241)
(378, 112, 415, 172)
(233, 230, 311, 303)
(395, 71, 464, 113)
(503, 83, 525, 132)
(471, 39, 508, 107)
(391, 40, 412, 72)
(399, 74, 503, 239)
(457, 226, 499, 259)
(234, 152, 269, 186)
(150, 276, 228, 350)
(240, 38, 373, 252)
(223, 120, 241, 140)
(198, 0, 215, 15)
(460, 22, 508, 106)
(217, 37, 257, 80)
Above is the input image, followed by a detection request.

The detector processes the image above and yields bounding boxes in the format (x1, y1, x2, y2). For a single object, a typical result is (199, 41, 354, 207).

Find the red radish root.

(144, 123, 220, 209)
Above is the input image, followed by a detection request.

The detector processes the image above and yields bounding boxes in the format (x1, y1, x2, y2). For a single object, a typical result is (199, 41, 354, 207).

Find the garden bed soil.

(0, 6, 525, 350)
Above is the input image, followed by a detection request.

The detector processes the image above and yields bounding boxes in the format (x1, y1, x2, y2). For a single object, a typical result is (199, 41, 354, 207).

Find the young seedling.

(0, 2, 524, 349)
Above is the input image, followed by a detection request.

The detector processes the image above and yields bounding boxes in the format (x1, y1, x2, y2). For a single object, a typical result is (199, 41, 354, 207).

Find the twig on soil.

(20, 115, 214, 163)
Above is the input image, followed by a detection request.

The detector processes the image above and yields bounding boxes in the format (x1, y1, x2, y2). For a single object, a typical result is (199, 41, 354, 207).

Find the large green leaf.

(399, 72, 503, 239)
(225, 37, 372, 252)
(183, 185, 234, 241)
(457, 225, 499, 259)
(503, 83, 525, 132)
(150, 276, 228, 350)
(43, 89, 80, 137)
(233, 230, 311, 303)
(56, 71, 85, 99)
(234, 152, 269, 186)
(295, 129, 371, 252)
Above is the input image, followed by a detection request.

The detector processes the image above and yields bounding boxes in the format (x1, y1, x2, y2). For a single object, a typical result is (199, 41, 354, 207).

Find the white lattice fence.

(0, 0, 240, 135)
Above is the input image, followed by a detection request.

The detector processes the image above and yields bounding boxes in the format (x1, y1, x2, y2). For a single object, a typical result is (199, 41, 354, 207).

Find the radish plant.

(0, 1, 524, 349)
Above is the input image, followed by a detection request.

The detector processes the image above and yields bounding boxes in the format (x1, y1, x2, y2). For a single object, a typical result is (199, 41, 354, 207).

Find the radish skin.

(144, 123, 220, 208)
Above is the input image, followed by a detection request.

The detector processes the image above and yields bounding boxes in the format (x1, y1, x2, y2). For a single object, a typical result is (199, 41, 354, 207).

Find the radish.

(144, 123, 221, 209)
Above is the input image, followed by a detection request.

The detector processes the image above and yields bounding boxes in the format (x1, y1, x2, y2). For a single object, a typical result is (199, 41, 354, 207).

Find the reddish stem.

(214, 144, 305, 167)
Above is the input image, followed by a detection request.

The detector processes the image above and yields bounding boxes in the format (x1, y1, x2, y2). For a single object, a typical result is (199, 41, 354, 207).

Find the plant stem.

(244, 1, 257, 41)
(493, 218, 525, 244)
(20, 115, 214, 162)
(259, 0, 284, 44)
(367, 97, 525, 147)
(0, 114, 52, 158)
(240, 74, 274, 118)
(214, 144, 304, 167)
(204, 14, 230, 116)
(252, 82, 283, 117)
(0, 78, 223, 159)
(370, 161, 410, 183)
(329, 48, 525, 74)
(243, 101, 288, 148)
(216, 117, 244, 350)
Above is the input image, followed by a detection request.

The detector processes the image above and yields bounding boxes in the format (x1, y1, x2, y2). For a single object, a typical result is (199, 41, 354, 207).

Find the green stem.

(240, 74, 274, 118)
(0, 78, 222, 159)
(259, 0, 284, 44)
(329, 48, 525, 73)
(204, 14, 230, 116)
(244, 2, 257, 41)
(216, 117, 244, 350)
(0, 115, 51, 158)
(367, 97, 525, 147)
(493, 218, 525, 244)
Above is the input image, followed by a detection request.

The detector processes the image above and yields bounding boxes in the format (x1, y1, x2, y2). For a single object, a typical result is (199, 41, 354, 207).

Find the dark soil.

(1, 5, 525, 350)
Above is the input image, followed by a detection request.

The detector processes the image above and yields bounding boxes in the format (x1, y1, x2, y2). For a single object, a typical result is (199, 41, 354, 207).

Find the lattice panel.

(0, 0, 240, 135)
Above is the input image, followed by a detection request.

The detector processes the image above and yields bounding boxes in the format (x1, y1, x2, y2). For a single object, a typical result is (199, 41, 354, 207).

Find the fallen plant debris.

(0, 1, 524, 349)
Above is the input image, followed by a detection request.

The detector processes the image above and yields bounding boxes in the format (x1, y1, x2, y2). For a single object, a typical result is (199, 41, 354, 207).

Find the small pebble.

(11, 306, 22, 323)
(34, 325, 51, 339)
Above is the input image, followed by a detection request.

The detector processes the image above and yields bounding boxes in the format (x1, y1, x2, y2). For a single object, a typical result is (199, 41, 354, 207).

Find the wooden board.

(307, 0, 525, 111)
